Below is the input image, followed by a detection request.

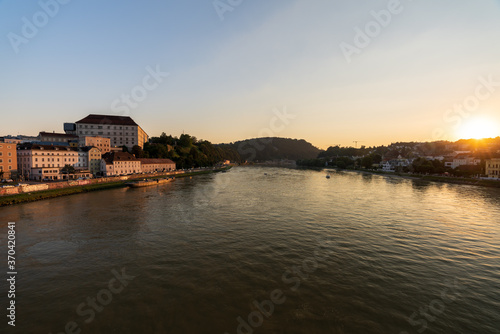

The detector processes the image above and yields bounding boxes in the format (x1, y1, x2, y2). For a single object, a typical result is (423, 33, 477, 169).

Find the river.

(0, 166, 499, 333)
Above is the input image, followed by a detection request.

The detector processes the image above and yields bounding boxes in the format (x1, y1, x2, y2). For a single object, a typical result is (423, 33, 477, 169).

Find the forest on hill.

(224, 137, 321, 162)
(127, 135, 321, 167)
(127, 133, 241, 169)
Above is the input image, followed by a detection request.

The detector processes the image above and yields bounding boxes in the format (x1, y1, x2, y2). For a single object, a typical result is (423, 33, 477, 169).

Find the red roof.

(75, 114, 138, 126)
(102, 151, 138, 165)
(138, 158, 175, 165)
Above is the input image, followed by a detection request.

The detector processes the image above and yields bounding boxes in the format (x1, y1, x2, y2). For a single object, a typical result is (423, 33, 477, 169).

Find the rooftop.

(75, 114, 139, 126)
(18, 143, 77, 151)
(39, 131, 78, 138)
(102, 151, 138, 165)
(138, 158, 175, 165)
(78, 146, 100, 152)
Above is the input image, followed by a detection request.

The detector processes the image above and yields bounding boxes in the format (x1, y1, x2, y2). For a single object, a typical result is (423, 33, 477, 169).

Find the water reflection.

(0, 167, 499, 333)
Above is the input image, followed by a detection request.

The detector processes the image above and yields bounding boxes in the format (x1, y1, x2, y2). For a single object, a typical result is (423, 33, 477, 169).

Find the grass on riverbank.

(0, 182, 126, 207)
(0, 167, 231, 207)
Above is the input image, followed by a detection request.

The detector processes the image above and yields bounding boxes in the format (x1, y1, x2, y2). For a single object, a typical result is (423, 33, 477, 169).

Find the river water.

(0, 167, 499, 334)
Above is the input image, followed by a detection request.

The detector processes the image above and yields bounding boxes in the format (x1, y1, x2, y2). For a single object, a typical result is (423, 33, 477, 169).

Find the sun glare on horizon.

(457, 117, 500, 140)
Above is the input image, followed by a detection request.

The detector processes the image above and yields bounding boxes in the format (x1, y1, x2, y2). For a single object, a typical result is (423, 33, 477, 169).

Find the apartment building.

(38, 131, 79, 146)
(445, 154, 481, 169)
(101, 151, 141, 176)
(72, 114, 149, 149)
(17, 144, 78, 181)
(76, 147, 102, 175)
(486, 158, 500, 179)
(79, 136, 111, 154)
(138, 158, 176, 173)
(0, 141, 17, 179)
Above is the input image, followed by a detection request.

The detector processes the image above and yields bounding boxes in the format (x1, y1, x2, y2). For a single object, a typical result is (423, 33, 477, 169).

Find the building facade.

(88, 147, 102, 176)
(75, 147, 102, 175)
(38, 132, 79, 146)
(445, 154, 481, 169)
(72, 114, 149, 150)
(486, 158, 500, 179)
(101, 151, 141, 176)
(0, 137, 22, 144)
(17, 144, 79, 181)
(382, 157, 411, 172)
(79, 136, 111, 154)
(0, 142, 17, 179)
(138, 158, 176, 173)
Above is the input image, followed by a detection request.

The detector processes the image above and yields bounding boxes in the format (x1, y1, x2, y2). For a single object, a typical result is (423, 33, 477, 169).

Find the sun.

(457, 117, 499, 140)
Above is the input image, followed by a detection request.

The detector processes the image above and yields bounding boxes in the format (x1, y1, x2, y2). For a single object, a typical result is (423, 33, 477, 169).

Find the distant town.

(0, 114, 235, 185)
(1, 114, 499, 186)
(1, 114, 170, 182)
(296, 138, 500, 180)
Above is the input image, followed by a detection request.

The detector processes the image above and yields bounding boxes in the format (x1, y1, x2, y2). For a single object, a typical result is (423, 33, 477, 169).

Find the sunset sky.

(1, 0, 500, 149)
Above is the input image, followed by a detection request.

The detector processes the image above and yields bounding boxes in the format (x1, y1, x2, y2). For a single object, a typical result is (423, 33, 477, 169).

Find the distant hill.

(221, 137, 321, 162)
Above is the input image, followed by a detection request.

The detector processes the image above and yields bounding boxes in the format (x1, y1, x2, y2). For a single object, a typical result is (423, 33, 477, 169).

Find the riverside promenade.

(0, 167, 230, 206)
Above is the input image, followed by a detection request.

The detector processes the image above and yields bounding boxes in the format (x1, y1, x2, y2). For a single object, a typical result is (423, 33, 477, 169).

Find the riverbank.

(339, 168, 500, 188)
(0, 167, 231, 207)
(293, 165, 500, 188)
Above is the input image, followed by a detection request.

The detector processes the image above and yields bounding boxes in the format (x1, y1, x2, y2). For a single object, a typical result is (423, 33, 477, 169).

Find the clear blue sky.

(1, 0, 500, 149)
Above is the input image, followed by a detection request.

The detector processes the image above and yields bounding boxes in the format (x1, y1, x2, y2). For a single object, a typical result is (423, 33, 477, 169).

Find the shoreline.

(242, 164, 500, 188)
(0, 167, 231, 207)
(325, 167, 500, 189)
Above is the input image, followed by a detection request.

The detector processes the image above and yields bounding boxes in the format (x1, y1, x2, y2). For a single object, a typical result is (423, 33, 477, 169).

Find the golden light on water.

(457, 117, 499, 140)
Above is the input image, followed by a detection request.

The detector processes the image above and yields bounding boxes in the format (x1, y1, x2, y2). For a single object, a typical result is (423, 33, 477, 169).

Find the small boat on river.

(126, 177, 175, 188)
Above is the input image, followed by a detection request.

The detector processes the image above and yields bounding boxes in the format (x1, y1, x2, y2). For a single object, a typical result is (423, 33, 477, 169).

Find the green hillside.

(222, 137, 321, 162)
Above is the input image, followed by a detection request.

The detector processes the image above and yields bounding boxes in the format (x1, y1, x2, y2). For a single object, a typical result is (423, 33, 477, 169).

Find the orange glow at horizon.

(457, 117, 500, 140)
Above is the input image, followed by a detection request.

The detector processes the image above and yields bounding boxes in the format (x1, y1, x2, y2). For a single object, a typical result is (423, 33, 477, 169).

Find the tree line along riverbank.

(331, 167, 500, 189)
(0, 167, 231, 207)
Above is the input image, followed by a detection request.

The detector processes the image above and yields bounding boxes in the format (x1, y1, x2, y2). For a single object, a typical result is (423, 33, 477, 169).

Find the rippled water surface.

(1, 167, 499, 333)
